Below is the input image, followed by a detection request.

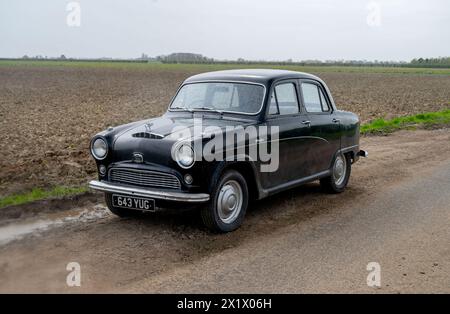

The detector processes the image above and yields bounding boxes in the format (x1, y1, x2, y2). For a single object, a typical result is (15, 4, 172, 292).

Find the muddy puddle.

(0, 204, 109, 245)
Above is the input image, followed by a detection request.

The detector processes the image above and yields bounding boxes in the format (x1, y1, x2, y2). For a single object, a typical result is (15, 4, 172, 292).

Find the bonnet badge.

(132, 153, 144, 163)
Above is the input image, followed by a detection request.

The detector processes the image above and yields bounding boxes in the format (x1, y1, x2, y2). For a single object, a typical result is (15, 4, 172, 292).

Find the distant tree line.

(5, 53, 450, 69)
(156, 52, 214, 63)
(154, 53, 450, 69)
(200, 59, 409, 67)
(410, 57, 450, 68)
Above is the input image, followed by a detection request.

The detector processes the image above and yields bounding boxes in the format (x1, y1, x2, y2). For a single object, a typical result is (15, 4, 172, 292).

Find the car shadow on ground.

(107, 181, 342, 237)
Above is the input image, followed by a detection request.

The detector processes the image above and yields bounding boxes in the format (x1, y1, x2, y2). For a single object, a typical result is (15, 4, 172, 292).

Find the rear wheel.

(201, 170, 248, 233)
(320, 153, 351, 193)
(104, 193, 138, 217)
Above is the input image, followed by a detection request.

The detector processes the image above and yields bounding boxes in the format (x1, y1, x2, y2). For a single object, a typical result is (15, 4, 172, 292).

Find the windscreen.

(170, 82, 265, 114)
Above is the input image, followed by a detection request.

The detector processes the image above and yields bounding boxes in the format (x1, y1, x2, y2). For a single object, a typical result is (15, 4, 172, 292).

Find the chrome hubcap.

(333, 155, 347, 186)
(217, 180, 243, 224)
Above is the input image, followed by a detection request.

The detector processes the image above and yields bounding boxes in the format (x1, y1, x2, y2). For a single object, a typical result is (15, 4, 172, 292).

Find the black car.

(89, 69, 367, 232)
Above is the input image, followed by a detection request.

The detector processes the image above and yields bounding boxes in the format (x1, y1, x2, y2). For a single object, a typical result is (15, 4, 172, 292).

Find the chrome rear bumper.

(88, 180, 210, 203)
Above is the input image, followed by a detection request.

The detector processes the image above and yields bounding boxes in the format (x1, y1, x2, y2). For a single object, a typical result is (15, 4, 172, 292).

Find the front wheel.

(201, 170, 248, 233)
(320, 153, 351, 193)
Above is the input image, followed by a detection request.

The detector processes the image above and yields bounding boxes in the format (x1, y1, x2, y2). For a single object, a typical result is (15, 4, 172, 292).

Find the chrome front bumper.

(88, 180, 210, 203)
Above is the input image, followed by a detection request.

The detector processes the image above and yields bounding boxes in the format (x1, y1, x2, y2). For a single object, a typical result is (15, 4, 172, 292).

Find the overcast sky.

(0, 0, 448, 61)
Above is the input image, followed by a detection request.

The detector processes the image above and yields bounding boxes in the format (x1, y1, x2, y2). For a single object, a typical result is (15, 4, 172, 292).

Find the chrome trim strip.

(89, 180, 210, 203)
(207, 135, 330, 157)
(167, 80, 267, 116)
(264, 169, 331, 196)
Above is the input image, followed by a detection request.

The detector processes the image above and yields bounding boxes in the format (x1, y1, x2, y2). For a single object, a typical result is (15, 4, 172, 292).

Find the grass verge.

(0, 186, 88, 209)
(361, 109, 450, 134)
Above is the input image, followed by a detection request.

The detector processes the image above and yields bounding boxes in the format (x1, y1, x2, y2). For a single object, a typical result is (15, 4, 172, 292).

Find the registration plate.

(112, 194, 155, 211)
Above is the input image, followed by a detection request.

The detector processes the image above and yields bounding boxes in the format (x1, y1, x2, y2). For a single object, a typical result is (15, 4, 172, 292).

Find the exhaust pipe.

(357, 150, 368, 158)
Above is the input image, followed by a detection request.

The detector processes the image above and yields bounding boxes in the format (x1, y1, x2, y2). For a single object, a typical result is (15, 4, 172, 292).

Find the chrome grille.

(109, 168, 181, 189)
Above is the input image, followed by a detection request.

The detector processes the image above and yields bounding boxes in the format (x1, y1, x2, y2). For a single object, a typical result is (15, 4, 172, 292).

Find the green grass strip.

(0, 186, 88, 209)
(361, 108, 450, 134)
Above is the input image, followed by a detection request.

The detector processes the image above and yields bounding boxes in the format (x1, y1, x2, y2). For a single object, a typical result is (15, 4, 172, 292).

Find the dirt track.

(0, 129, 449, 293)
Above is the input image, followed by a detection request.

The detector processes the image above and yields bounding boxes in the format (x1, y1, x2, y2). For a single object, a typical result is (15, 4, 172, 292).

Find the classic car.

(89, 69, 367, 232)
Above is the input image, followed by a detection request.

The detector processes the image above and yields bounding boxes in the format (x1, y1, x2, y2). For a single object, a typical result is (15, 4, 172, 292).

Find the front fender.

(208, 158, 265, 200)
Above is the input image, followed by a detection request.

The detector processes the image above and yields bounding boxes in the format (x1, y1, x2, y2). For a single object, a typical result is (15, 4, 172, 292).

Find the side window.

(301, 83, 322, 113)
(319, 88, 330, 112)
(268, 91, 278, 115)
(274, 83, 299, 115)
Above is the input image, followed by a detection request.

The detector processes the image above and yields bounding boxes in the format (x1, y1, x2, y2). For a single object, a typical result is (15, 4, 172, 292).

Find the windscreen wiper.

(191, 107, 223, 114)
(171, 106, 193, 112)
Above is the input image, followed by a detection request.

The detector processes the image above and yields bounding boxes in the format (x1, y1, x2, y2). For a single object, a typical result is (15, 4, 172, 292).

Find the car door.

(260, 80, 313, 189)
(299, 80, 341, 174)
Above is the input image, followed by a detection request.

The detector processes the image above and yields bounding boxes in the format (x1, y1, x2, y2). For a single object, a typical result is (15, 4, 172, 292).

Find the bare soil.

(0, 65, 449, 196)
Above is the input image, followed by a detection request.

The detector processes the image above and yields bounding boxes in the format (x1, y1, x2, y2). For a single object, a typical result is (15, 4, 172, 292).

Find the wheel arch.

(329, 146, 358, 169)
(210, 161, 262, 201)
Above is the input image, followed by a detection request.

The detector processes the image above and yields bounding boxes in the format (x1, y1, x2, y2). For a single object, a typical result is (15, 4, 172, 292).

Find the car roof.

(184, 69, 321, 85)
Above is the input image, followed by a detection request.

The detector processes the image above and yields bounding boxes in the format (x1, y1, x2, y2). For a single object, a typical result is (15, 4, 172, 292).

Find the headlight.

(174, 143, 195, 169)
(91, 137, 108, 160)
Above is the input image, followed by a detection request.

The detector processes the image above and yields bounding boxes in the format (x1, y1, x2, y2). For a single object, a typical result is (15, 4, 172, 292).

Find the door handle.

(332, 118, 340, 123)
(302, 120, 311, 125)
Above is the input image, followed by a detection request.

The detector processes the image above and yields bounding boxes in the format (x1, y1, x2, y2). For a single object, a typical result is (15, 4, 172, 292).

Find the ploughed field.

(0, 62, 449, 196)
